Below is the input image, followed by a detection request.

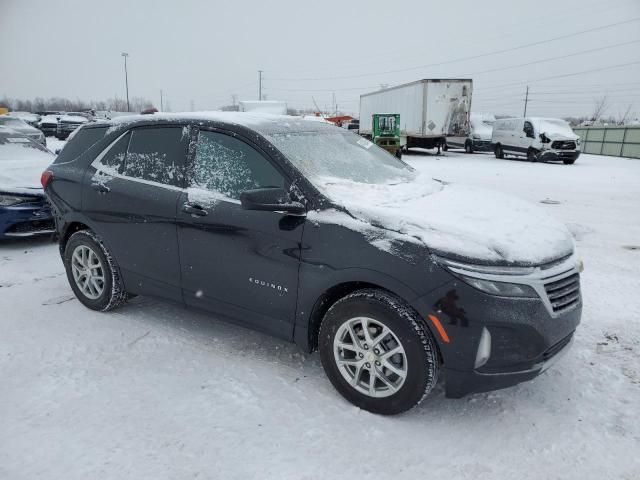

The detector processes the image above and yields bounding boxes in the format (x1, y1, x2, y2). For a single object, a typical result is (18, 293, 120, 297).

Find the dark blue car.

(0, 128, 55, 238)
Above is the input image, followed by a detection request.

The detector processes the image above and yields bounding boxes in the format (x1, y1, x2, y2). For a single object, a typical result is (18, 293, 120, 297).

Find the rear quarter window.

(54, 126, 108, 164)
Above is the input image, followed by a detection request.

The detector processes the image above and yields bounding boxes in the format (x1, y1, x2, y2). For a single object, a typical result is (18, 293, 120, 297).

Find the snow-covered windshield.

(267, 131, 416, 187)
(534, 118, 574, 137)
(0, 117, 28, 128)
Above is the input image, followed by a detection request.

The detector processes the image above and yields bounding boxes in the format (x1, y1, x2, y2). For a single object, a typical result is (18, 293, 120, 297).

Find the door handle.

(182, 202, 208, 217)
(91, 183, 110, 194)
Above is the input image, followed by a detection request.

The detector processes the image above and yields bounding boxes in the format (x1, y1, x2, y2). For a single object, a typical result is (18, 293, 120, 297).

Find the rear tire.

(495, 144, 504, 159)
(465, 140, 474, 154)
(319, 289, 439, 415)
(64, 230, 129, 311)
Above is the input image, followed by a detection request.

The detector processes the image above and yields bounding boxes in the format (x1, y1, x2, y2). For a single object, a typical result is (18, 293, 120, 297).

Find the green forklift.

(372, 113, 402, 158)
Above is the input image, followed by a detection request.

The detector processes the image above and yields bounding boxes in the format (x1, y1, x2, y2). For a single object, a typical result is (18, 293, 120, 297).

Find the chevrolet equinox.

(43, 113, 582, 415)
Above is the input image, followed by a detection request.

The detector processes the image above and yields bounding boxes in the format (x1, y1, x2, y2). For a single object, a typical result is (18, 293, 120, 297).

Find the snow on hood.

(313, 175, 574, 266)
(532, 118, 578, 141)
(59, 115, 88, 123)
(0, 144, 54, 193)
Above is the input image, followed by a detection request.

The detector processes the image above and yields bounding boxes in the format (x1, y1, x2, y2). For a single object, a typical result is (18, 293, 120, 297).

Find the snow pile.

(314, 174, 574, 265)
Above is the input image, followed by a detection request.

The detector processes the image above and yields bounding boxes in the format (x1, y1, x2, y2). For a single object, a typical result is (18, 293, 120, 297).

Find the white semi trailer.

(359, 79, 473, 153)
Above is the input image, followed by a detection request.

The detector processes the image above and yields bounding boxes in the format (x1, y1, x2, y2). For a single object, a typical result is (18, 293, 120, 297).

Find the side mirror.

(240, 187, 306, 216)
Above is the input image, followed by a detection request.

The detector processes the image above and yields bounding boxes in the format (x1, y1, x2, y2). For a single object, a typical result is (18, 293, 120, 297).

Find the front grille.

(551, 140, 576, 150)
(5, 219, 55, 236)
(544, 273, 580, 313)
(542, 333, 573, 362)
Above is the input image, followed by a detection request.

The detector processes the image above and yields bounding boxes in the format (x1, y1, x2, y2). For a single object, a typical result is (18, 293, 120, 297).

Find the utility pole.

(523, 85, 529, 117)
(160, 89, 163, 111)
(258, 70, 263, 101)
(121, 53, 130, 112)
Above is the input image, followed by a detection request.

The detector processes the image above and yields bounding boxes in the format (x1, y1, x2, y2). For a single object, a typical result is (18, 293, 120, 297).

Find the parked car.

(55, 114, 89, 140)
(492, 117, 581, 164)
(44, 113, 582, 414)
(6, 111, 41, 127)
(38, 115, 60, 136)
(0, 115, 46, 145)
(0, 129, 56, 238)
(446, 113, 495, 153)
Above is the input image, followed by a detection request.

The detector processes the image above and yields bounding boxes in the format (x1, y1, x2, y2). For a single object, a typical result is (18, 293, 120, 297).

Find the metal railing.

(573, 126, 640, 159)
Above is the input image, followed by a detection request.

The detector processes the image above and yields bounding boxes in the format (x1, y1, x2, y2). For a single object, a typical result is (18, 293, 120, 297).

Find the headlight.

(433, 255, 538, 298)
(576, 138, 581, 145)
(0, 194, 39, 206)
(455, 275, 537, 297)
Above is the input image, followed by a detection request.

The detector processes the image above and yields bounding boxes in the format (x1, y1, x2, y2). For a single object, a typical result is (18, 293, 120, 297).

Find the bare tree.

(617, 104, 633, 125)
(591, 96, 609, 122)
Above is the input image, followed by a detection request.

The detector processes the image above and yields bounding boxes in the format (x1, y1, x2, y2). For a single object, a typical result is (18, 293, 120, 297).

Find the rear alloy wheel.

(495, 144, 504, 159)
(64, 230, 129, 311)
(319, 289, 439, 415)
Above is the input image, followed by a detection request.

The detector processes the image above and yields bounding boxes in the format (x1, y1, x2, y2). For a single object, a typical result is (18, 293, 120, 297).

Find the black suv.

(43, 113, 582, 414)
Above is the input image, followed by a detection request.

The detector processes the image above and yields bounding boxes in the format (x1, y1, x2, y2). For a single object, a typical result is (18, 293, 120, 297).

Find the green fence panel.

(571, 126, 640, 159)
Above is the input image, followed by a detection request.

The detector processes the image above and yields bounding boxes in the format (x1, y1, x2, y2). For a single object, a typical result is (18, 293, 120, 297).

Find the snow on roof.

(106, 111, 339, 135)
(59, 115, 89, 123)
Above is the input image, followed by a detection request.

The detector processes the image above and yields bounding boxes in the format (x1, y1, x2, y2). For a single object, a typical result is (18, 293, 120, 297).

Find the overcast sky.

(2, 0, 639, 118)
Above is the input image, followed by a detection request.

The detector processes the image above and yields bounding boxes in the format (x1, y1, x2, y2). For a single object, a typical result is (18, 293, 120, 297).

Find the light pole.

(121, 52, 130, 112)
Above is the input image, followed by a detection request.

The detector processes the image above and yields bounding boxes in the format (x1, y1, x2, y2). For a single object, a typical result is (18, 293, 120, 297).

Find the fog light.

(475, 327, 492, 369)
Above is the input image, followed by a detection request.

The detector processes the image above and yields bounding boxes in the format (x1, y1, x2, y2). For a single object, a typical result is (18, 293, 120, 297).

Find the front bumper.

(0, 203, 55, 238)
(411, 261, 582, 398)
(539, 149, 581, 162)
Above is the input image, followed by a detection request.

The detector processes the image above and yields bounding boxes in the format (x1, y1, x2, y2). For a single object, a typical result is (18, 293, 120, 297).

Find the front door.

(82, 125, 189, 301)
(177, 128, 305, 339)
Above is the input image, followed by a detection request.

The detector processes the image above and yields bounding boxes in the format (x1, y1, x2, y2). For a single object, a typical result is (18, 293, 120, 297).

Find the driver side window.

(524, 121, 535, 138)
(191, 130, 285, 200)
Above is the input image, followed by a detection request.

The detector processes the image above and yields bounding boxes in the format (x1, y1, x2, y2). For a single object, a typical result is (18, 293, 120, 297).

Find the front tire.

(64, 230, 129, 311)
(319, 289, 439, 415)
(527, 147, 539, 162)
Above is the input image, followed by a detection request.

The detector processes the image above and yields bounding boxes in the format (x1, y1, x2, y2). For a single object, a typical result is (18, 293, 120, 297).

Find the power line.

(270, 17, 640, 82)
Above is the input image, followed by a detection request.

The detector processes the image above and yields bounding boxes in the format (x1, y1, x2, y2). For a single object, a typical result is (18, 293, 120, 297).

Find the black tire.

(319, 289, 439, 415)
(63, 230, 129, 311)
(563, 159, 576, 165)
(527, 148, 538, 162)
(442, 142, 449, 152)
(465, 140, 474, 154)
(495, 144, 504, 159)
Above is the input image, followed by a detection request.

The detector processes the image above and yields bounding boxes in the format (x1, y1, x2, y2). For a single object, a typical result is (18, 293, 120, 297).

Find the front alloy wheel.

(319, 289, 439, 415)
(333, 317, 407, 398)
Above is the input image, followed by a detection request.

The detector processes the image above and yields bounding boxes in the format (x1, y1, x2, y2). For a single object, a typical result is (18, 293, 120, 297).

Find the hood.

(544, 131, 579, 142)
(472, 124, 492, 140)
(59, 115, 88, 123)
(0, 144, 54, 193)
(317, 175, 574, 266)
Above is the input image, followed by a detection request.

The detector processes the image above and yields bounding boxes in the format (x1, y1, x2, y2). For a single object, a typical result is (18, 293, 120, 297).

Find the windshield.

(534, 118, 574, 136)
(268, 131, 416, 188)
(0, 117, 27, 128)
(0, 132, 50, 156)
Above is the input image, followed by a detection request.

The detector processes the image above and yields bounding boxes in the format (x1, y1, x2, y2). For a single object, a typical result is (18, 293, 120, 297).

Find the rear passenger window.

(55, 126, 108, 164)
(192, 130, 285, 200)
(99, 132, 130, 173)
(123, 127, 187, 187)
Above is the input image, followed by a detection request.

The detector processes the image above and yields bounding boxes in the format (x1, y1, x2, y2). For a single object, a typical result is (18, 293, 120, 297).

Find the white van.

(446, 113, 495, 153)
(492, 117, 580, 164)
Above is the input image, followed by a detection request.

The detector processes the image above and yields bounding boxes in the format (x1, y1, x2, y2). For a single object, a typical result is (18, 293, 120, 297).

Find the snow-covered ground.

(1, 151, 639, 480)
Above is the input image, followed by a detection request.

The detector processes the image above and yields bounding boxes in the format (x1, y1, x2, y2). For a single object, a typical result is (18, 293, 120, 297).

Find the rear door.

(82, 125, 189, 301)
(176, 128, 305, 339)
